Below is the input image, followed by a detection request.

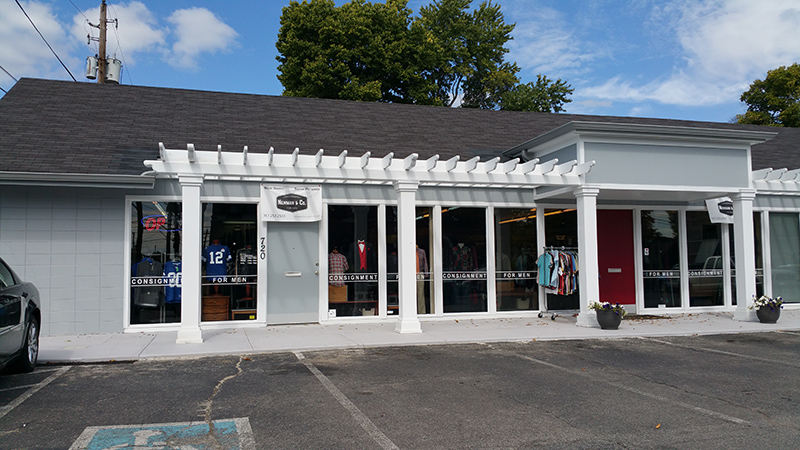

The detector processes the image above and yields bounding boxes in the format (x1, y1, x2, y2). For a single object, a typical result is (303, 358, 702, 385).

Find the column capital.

(732, 189, 757, 201)
(394, 181, 419, 192)
(179, 174, 204, 186)
(574, 186, 600, 198)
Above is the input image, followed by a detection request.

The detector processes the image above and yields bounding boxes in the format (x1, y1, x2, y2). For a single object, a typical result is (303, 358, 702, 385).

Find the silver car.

(0, 257, 41, 373)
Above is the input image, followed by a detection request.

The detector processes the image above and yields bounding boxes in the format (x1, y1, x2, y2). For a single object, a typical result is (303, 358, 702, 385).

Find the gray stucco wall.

(584, 143, 750, 188)
(0, 186, 128, 336)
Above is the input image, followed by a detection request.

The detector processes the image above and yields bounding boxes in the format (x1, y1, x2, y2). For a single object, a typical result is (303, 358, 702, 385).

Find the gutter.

(0, 171, 156, 189)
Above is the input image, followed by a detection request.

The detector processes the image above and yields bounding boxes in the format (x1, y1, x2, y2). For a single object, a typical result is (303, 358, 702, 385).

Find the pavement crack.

(199, 355, 246, 450)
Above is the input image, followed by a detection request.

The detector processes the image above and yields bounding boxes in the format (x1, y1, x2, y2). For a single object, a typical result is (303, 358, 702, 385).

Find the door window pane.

(201, 203, 258, 321)
(641, 210, 681, 308)
(327, 206, 379, 317)
(686, 211, 723, 306)
(769, 213, 800, 303)
(495, 209, 538, 311)
(130, 201, 182, 325)
(442, 207, 487, 312)
(544, 209, 578, 310)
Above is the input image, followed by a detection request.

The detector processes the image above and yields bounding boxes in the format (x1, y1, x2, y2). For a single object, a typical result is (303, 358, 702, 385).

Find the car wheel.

(13, 316, 39, 373)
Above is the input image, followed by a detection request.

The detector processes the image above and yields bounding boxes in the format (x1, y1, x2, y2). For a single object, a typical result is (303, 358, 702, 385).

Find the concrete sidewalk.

(39, 310, 800, 364)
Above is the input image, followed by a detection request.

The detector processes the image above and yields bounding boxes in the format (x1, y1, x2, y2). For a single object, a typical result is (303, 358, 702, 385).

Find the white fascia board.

(0, 171, 155, 189)
(505, 121, 777, 157)
(753, 180, 800, 192)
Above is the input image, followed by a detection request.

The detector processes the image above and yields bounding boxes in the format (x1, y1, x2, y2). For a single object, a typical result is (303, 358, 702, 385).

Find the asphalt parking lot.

(1, 331, 798, 449)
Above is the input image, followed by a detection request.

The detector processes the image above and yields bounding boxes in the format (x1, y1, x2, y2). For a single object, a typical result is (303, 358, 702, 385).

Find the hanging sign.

(705, 197, 734, 224)
(262, 184, 322, 222)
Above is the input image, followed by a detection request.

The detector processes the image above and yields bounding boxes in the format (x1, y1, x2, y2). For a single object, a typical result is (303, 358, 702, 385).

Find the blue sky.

(1, 0, 799, 123)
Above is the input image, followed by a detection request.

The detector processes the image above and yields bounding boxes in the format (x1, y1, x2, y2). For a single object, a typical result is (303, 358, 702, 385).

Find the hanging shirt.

(328, 251, 349, 287)
(163, 260, 182, 303)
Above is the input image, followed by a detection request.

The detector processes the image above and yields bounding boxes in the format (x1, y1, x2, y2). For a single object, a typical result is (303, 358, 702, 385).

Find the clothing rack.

(542, 246, 578, 251)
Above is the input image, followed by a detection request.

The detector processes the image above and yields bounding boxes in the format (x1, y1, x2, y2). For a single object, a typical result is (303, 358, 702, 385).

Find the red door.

(597, 210, 636, 305)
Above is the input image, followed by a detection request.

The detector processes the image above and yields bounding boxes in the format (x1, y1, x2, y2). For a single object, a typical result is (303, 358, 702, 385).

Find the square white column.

(394, 181, 422, 333)
(177, 175, 204, 343)
(575, 187, 600, 327)
(733, 190, 758, 321)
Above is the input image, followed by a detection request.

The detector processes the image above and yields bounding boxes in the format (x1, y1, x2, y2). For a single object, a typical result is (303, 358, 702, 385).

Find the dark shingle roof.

(1, 78, 798, 176)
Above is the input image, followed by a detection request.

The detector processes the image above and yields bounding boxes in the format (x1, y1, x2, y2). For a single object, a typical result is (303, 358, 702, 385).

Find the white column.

(394, 181, 422, 333)
(575, 187, 600, 327)
(733, 190, 758, 321)
(177, 175, 204, 343)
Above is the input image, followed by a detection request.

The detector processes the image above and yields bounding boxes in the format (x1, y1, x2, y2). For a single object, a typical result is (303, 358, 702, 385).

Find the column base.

(176, 327, 203, 344)
(576, 312, 597, 328)
(395, 318, 422, 334)
(733, 308, 756, 322)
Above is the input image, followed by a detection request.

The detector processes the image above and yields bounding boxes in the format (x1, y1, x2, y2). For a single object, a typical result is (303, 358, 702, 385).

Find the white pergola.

(145, 144, 596, 342)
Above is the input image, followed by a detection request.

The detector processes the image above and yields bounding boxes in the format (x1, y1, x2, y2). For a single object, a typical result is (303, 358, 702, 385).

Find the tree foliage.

(736, 63, 800, 127)
(500, 74, 574, 112)
(276, 0, 573, 112)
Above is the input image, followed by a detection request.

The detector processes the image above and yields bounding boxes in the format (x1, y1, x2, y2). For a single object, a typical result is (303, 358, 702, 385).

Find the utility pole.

(97, 0, 107, 84)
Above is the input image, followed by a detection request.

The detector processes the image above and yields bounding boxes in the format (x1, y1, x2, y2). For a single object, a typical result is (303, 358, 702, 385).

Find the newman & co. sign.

(262, 185, 322, 222)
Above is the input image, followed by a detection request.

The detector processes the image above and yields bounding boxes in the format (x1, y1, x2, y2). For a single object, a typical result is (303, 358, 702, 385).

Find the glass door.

(641, 210, 681, 308)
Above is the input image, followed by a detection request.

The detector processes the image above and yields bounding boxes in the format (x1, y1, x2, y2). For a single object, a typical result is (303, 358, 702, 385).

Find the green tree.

(276, 0, 438, 104)
(736, 63, 800, 127)
(275, 0, 573, 112)
(499, 74, 573, 112)
(417, 0, 518, 108)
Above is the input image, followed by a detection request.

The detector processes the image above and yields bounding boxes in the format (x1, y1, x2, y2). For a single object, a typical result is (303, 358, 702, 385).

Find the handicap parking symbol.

(68, 418, 255, 450)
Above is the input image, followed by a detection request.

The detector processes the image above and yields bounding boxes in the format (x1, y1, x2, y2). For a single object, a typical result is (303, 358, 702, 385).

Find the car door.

(0, 260, 23, 359)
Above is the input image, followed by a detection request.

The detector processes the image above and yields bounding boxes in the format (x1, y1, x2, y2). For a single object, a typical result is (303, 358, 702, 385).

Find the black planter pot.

(756, 306, 781, 324)
(596, 309, 623, 330)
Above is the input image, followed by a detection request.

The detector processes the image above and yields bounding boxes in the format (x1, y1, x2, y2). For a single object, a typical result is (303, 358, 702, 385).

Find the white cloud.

(71, 1, 166, 66)
(166, 8, 238, 69)
(581, 0, 800, 107)
(0, 1, 78, 82)
(504, 3, 600, 77)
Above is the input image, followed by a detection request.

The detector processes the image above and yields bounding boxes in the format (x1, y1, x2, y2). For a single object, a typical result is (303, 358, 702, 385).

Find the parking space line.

(511, 352, 748, 425)
(638, 337, 800, 368)
(0, 366, 70, 419)
(294, 352, 399, 450)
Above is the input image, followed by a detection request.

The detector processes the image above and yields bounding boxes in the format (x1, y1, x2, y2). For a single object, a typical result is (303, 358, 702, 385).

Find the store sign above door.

(705, 197, 734, 224)
(262, 184, 322, 222)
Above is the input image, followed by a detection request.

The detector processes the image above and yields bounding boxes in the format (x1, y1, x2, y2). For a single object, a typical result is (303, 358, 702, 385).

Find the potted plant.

(589, 301, 627, 330)
(749, 295, 783, 323)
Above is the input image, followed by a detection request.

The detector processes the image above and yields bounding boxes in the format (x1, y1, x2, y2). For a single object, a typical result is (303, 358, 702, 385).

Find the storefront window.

(769, 213, 800, 303)
(327, 205, 379, 317)
(543, 209, 578, 310)
(641, 210, 681, 308)
(201, 203, 258, 321)
(442, 207, 487, 312)
(415, 207, 434, 314)
(686, 211, 724, 306)
(495, 209, 538, 311)
(130, 201, 182, 325)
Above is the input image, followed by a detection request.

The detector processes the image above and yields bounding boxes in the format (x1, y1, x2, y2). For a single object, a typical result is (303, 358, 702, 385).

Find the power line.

(14, 0, 77, 82)
(109, 3, 132, 85)
(0, 63, 18, 82)
(67, 0, 89, 21)
(0, 86, 7, 94)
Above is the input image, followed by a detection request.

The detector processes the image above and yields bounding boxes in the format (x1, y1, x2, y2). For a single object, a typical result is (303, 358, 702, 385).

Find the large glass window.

(641, 210, 681, 308)
(686, 211, 724, 306)
(327, 206, 379, 317)
(415, 207, 434, 314)
(495, 209, 538, 311)
(769, 213, 800, 303)
(201, 203, 258, 322)
(442, 207, 487, 312)
(543, 209, 578, 310)
(130, 201, 182, 325)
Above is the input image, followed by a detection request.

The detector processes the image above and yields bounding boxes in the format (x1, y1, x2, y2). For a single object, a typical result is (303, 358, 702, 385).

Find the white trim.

(486, 206, 497, 314)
